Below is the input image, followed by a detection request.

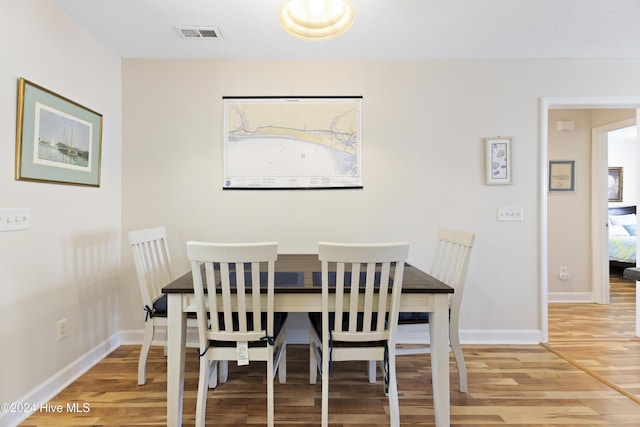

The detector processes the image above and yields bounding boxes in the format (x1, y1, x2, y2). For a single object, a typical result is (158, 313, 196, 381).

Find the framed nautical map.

(223, 96, 362, 189)
(15, 78, 103, 187)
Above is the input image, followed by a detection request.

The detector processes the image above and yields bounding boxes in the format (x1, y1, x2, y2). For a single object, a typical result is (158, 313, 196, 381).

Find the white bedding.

(609, 213, 637, 264)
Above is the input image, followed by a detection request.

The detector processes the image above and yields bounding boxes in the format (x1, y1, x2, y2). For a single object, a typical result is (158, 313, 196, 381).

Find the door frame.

(539, 97, 640, 343)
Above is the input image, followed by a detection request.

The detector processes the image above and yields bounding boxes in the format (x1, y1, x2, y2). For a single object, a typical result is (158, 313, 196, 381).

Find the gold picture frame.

(15, 78, 103, 187)
(608, 167, 623, 202)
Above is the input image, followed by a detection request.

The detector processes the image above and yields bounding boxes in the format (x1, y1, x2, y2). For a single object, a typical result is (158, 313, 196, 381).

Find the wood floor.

(547, 271, 640, 401)
(20, 276, 640, 426)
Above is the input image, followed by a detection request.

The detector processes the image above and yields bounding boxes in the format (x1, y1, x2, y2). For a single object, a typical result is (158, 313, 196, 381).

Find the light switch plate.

(497, 206, 523, 222)
(0, 208, 31, 231)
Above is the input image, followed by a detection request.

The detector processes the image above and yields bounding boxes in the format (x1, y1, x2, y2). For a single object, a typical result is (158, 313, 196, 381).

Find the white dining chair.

(128, 226, 209, 385)
(187, 241, 288, 427)
(368, 228, 475, 393)
(309, 242, 410, 427)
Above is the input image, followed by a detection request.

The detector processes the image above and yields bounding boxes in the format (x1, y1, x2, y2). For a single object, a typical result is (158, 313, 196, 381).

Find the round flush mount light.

(279, 0, 355, 41)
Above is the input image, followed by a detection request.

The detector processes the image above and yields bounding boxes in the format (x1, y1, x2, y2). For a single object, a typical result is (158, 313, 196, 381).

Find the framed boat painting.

(15, 78, 103, 187)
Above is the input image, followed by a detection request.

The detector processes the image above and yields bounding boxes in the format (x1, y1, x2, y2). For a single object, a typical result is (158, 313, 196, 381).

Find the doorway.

(540, 97, 640, 343)
(592, 119, 637, 305)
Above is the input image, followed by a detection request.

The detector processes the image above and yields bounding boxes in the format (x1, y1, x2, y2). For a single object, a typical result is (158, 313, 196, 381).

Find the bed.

(609, 205, 637, 268)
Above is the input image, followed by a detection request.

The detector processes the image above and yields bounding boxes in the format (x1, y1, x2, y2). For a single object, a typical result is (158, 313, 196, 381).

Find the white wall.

(609, 127, 637, 207)
(0, 0, 121, 423)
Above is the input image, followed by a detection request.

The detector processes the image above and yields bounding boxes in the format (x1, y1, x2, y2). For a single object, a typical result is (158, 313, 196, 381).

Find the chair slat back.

(430, 229, 475, 310)
(128, 227, 173, 309)
(187, 242, 278, 350)
(319, 242, 410, 343)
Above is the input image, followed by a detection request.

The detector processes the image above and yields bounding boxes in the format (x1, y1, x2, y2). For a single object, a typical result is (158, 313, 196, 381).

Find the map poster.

(223, 96, 362, 189)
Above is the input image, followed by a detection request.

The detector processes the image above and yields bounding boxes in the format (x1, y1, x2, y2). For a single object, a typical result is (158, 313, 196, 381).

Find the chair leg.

(368, 360, 376, 383)
(387, 347, 400, 427)
(321, 340, 330, 427)
(219, 360, 229, 383)
(278, 344, 287, 384)
(309, 329, 319, 384)
(208, 360, 218, 389)
(267, 354, 275, 427)
(195, 356, 211, 427)
(450, 324, 468, 392)
(137, 322, 154, 385)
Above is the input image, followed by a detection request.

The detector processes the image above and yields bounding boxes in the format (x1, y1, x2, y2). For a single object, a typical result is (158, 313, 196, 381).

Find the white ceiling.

(53, 0, 640, 60)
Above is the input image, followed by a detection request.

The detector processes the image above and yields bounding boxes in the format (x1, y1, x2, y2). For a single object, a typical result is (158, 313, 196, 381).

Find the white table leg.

(430, 294, 451, 427)
(167, 294, 187, 427)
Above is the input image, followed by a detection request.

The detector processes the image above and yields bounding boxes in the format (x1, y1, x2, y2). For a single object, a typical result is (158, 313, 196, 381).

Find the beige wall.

(547, 109, 636, 298)
(547, 109, 594, 297)
(0, 0, 122, 416)
(121, 59, 640, 344)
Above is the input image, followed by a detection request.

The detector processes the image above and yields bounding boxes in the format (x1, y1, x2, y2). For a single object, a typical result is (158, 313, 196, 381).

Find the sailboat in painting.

(55, 127, 89, 166)
(57, 128, 77, 156)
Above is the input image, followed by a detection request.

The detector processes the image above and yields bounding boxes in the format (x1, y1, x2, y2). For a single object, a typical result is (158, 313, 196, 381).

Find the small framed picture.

(485, 137, 512, 185)
(549, 160, 575, 192)
(15, 78, 103, 187)
(608, 167, 623, 202)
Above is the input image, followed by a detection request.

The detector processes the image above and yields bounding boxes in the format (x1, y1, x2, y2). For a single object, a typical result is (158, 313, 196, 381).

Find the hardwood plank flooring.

(20, 345, 640, 426)
(548, 272, 640, 401)
(20, 276, 640, 426)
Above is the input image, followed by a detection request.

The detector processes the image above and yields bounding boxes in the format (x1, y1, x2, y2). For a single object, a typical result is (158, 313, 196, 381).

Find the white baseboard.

(460, 329, 541, 344)
(118, 329, 146, 345)
(119, 328, 200, 347)
(0, 334, 121, 427)
(395, 323, 541, 345)
(118, 324, 542, 346)
(548, 292, 593, 303)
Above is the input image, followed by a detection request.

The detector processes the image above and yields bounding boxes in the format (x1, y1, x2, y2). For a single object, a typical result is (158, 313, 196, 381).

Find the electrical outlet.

(558, 266, 571, 281)
(57, 318, 68, 341)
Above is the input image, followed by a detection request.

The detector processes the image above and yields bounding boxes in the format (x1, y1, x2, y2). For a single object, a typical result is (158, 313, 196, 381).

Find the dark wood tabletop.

(163, 254, 453, 295)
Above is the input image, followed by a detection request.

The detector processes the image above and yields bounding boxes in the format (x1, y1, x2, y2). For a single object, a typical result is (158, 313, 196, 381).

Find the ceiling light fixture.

(279, 0, 354, 41)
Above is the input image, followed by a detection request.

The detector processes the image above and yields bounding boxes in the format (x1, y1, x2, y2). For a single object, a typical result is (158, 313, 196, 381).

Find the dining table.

(162, 253, 454, 427)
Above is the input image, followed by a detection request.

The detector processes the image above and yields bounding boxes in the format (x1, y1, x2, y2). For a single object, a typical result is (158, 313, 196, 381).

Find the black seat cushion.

(308, 312, 385, 346)
(397, 312, 429, 324)
(153, 294, 168, 315)
(308, 312, 388, 377)
(143, 295, 168, 320)
(397, 309, 452, 324)
(310, 311, 431, 329)
(209, 312, 288, 348)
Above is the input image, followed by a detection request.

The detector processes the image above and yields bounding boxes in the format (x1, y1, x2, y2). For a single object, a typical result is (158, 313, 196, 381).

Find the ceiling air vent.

(175, 26, 222, 40)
